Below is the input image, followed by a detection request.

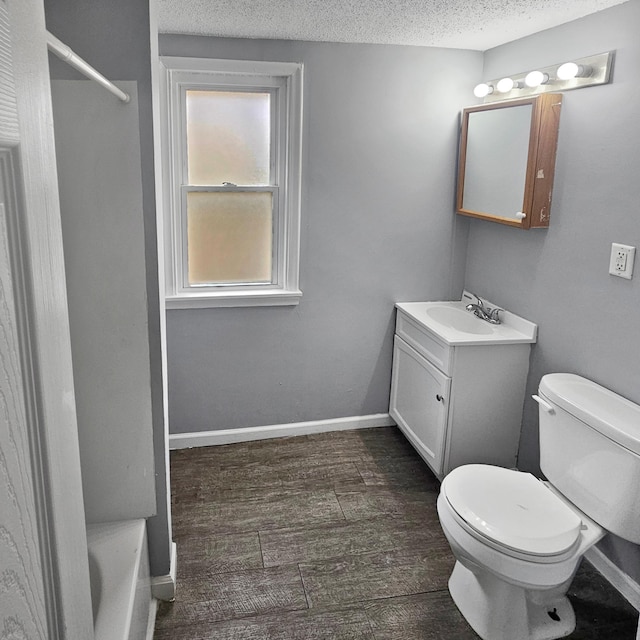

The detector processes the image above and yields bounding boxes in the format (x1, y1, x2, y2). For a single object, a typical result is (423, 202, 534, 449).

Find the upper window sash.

(178, 82, 284, 189)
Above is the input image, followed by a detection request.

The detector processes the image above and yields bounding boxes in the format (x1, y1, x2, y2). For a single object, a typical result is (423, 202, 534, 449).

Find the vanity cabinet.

(390, 302, 535, 481)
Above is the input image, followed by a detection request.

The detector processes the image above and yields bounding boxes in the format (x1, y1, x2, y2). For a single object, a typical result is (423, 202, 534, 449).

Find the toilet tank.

(537, 373, 640, 544)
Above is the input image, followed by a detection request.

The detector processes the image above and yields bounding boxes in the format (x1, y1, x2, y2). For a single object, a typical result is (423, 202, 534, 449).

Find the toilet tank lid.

(539, 374, 640, 456)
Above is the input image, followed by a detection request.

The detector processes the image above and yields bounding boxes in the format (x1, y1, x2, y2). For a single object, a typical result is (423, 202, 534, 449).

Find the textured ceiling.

(157, 0, 628, 51)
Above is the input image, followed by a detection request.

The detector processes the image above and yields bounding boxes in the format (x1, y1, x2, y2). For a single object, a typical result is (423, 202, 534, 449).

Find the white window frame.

(159, 57, 303, 308)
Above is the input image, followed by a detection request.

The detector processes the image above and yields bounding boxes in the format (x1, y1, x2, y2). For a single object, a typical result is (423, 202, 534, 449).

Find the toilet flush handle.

(532, 394, 555, 414)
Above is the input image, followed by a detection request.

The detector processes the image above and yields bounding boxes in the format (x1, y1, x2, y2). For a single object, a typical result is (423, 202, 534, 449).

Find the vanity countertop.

(396, 295, 537, 346)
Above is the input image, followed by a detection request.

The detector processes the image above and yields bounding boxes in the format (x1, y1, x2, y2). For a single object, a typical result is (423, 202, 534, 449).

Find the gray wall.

(159, 35, 480, 433)
(44, 0, 170, 576)
(465, 0, 640, 578)
(51, 81, 156, 523)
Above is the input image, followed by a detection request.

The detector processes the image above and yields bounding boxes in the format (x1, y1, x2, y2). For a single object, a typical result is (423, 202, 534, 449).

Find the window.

(160, 57, 303, 308)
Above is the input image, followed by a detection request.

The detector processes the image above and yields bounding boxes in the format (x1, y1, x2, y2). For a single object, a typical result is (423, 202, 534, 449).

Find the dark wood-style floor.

(154, 426, 638, 639)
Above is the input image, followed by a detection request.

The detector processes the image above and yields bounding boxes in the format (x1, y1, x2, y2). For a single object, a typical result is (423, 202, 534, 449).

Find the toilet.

(437, 373, 640, 640)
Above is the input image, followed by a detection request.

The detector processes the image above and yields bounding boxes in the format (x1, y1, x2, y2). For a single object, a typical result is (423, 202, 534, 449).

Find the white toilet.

(437, 373, 640, 640)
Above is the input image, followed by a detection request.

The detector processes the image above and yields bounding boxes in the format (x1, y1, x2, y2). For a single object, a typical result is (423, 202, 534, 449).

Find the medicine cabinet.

(456, 93, 562, 229)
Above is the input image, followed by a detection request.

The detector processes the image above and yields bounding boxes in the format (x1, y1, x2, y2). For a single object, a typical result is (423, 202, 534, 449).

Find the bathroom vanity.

(390, 292, 537, 480)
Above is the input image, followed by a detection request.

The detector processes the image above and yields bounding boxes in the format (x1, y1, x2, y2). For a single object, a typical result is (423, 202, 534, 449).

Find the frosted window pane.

(186, 90, 271, 186)
(187, 191, 273, 285)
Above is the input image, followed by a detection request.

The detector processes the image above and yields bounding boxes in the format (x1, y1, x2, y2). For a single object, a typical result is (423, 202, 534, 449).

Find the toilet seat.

(441, 465, 583, 557)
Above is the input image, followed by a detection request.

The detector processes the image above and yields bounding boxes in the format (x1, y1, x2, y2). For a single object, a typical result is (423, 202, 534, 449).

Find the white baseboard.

(151, 541, 177, 601)
(585, 545, 640, 611)
(169, 413, 395, 449)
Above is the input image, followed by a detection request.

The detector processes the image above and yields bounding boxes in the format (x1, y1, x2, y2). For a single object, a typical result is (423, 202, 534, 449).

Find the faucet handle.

(488, 307, 503, 322)
(468, 291, 483, 306)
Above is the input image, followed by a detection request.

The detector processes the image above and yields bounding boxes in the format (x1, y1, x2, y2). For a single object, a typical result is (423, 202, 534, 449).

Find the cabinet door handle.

(436, 394, 444, 403)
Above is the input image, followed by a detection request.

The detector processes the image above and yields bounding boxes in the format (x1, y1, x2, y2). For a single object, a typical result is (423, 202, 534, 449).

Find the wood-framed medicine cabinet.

(456, 93, 562, 229)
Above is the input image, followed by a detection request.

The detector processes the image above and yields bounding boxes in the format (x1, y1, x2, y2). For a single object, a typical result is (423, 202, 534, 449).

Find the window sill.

(165, 289, 302, 309)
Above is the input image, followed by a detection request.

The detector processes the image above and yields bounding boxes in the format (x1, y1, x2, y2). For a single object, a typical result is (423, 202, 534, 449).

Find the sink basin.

(425, 305, 494, 335)
(396, 292, 537, 345)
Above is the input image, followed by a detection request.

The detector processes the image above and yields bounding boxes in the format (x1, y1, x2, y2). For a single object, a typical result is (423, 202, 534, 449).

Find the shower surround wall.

(44, 0, 170, 578)
(463, 0, 640, 583)
(51, 81, 155, 522)
(159, 35, 479, 435)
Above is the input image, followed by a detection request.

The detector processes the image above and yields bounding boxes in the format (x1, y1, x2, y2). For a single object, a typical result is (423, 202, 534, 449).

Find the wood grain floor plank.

(155, 565, 308, 628)
(260, 515, 445, 568)
(299, 543, 454, 608)
(192, 459, 363, 492)
(172, 488, 345, 536)
(569, 560, 638, 637)
(176, 531, 263, 578)
(364, 591, 479, 640)
(170, 427, 416, 472)
(567, 621, 638, 639)
(154, 603, 376, 639)
(336, 485, 439, 523)
(355, 455, 440, 489)
(171, 461, 365, 501)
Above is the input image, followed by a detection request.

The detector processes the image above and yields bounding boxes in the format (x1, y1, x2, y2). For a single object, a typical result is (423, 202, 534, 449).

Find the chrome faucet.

(465, 293, 503, 324)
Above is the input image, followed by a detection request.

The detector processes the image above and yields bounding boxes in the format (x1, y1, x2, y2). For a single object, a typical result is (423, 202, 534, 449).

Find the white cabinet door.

(390, 336, 451, 477)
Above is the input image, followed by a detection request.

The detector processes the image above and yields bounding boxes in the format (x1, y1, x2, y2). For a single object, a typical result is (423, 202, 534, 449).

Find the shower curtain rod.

(46, 31, 130, 104)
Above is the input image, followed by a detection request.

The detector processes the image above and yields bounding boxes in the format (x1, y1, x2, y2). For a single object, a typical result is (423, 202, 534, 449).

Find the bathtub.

(86, 520, 154, 640)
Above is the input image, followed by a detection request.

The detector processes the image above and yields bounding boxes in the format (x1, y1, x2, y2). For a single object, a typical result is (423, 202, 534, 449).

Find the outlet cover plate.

(609, 243, 635, 279)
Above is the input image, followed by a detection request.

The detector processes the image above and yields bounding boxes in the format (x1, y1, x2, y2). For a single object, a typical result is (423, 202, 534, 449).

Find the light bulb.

(473, 83, 493, 98)
(557, 62, 591, 80)
(525, 70, 549, 88)
(496, 78, 515, 93)
(556, 62, 579, 80)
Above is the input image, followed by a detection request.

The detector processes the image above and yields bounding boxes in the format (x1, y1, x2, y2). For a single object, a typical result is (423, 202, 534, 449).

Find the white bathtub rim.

(86, 519, 148, 640)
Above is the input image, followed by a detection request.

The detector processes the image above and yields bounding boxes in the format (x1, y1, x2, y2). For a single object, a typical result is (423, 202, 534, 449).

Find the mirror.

(456, 94, 562, 229)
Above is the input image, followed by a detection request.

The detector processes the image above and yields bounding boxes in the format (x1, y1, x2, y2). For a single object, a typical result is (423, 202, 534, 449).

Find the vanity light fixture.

(472, 51, 613, 103)
(473, 82, 494, 98)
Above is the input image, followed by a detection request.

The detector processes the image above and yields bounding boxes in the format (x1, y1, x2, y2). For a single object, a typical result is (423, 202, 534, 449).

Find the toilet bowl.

(437, 465, 604, 640)
(437, 374, 640, 640)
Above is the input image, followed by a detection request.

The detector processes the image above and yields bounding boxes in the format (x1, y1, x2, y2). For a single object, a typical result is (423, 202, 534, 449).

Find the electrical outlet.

(609, 243, 636, 279)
